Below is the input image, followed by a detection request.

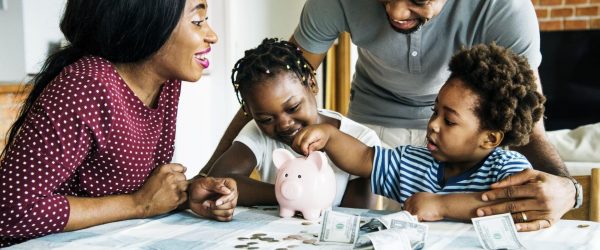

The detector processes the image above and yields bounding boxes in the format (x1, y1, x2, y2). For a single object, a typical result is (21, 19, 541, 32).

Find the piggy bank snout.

(280, 181, 303, 200)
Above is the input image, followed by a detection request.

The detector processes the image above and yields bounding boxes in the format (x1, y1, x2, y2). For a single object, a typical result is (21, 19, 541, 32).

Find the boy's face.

(426, 78, 492, 167)
(243, 72, 320, 145)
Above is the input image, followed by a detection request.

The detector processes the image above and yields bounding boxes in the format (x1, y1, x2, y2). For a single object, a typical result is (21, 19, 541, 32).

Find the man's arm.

(289, 36, 327, 71)
(200, 108, 252, 175)
(510, 71, 568, 177)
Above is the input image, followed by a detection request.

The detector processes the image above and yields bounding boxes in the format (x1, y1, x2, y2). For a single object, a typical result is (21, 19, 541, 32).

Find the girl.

(0, 0, 236, 246)
(208, 38, 380, 208)
(292, 43, 546, 224)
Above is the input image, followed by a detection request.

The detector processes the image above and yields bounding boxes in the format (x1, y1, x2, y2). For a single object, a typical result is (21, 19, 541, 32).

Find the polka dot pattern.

(0, 56, 181, 246)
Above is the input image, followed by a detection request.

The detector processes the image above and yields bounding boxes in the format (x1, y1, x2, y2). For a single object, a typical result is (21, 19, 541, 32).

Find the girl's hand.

(188, 177, 238, 221)
(404, 192, 446, 221)
(132, 163, 188, 218)
(292, 124, 335, 156)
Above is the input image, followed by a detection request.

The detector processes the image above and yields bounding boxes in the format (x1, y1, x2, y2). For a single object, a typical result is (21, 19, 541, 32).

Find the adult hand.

(404, 192, 445, 221)
(132, 163, 188, 218)
(188, 176, 238, 221)
(476, 169, 575, 232)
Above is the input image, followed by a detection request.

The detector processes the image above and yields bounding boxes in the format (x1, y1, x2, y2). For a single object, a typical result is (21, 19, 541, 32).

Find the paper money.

(471, 213, 525, 250)
(364, 229, 412, 250)
(389, 219, 428, 250)
(318, 210, 360, 244)
(377, 211, 418, 228)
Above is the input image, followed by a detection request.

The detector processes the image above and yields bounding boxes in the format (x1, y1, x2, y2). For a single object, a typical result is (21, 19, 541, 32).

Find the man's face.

(379, 0, 447, 34)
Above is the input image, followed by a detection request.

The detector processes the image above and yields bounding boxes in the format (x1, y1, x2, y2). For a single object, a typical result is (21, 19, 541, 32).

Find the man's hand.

(477, 169, 575, 232)
(404, 192, 446, 221)
(188, 177, 238, 221)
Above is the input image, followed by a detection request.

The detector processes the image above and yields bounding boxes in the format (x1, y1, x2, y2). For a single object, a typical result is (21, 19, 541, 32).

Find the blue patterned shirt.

(371, 146, 531, 204)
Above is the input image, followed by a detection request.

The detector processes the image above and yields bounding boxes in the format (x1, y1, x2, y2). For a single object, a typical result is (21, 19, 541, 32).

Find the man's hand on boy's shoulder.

(477, 169, 575, 232)
(188, 176, 238, 222)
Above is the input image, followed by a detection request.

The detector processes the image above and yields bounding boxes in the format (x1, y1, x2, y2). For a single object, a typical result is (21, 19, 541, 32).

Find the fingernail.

(516, 224, 521, 231)
(481, 194, 488, 201)
(216, 200, 223, 206)
(476, 209, 484, 217)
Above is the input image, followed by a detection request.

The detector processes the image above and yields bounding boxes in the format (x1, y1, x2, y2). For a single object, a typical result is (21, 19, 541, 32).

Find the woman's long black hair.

(1, 0, 186, 158)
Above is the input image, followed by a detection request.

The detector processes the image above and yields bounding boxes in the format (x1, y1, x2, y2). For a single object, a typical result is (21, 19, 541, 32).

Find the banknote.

(363, 229, 412, 250)
(389, 219, 428, 250)
(377, 210, 418, 228)
(471, 213, 525, 250)
(318, 210, 361, 244)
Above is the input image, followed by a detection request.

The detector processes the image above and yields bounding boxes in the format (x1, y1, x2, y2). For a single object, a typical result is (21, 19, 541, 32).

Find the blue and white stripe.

(371, 146, 531, 204)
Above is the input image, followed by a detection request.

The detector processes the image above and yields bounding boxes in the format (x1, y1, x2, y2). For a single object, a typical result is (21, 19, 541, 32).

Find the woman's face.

(151, 0, 218, 82)
(243, 72, 320, 145)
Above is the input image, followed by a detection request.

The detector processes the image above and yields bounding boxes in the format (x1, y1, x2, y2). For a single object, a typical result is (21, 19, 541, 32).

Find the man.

(198, 0, 580, 231)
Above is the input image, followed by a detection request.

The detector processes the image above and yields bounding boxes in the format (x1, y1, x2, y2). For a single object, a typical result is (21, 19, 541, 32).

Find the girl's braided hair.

(231, 38, 315, 111)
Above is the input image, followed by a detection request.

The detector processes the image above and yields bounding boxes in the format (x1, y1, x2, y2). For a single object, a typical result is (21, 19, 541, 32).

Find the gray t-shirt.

(293, 0, 541, 129)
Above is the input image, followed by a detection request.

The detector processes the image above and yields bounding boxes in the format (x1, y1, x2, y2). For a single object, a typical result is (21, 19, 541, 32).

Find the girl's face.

(426, 78, 494, 168)
(243, 72, 320, 145)
(150, 0, 218, 82)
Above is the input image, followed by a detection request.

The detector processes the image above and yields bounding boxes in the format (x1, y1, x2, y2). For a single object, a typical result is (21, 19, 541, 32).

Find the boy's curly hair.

(448, 43, 546, 147)
(231, 38, 315, 110)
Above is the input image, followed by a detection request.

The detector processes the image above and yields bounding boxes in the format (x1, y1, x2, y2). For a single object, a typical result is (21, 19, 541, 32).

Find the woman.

(0, 0, 237, 246)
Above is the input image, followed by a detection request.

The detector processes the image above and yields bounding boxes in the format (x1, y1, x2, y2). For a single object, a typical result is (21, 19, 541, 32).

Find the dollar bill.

(377, 211, 418, 228)
(354, 229, 412, 250)
(318, 210, 360, 244)
(471, 213, 525, 250)
(389, 219, 428, 250)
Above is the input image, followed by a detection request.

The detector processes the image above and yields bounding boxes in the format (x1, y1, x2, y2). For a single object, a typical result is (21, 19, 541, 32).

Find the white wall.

(0, 0, 64, 82)
(22, 0, 65, 74)
(0, 0, 26, 82)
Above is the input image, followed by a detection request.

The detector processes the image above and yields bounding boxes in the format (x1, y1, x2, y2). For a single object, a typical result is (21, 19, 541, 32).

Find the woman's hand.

(188, 177, 238, 221)
(132, 163, 188, 218)
(477, 169, 575, 231)
(404, 192, 446, 221)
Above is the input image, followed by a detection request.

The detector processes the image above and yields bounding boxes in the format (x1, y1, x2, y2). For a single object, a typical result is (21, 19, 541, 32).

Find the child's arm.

(208, 142, 278, 206)
(404, 192, 507, 221)
(292, 124, 374, 178)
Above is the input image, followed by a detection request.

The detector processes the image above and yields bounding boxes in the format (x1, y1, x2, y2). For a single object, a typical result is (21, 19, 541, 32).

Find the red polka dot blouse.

(0, 56, 181, 246)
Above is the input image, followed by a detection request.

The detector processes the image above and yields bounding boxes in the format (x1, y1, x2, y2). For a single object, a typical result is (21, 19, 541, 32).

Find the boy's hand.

(292, 124, 335, 156)
(404, 192, 446, 221)
(188, 177, 238, 221)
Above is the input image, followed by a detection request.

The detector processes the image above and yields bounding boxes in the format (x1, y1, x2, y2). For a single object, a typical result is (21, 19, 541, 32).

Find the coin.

(238, 237, 249, 240)
(248, 247, 259, 250)
(578, 224, 590, 228)
(302, 239, 317, 244)
(253, 233, 267, 237)
(301, 221, 312, 225)
(276, 248, 288, 250)
(287, 245, 299, 248)
(247, 242, 258, 245)
(234, 245, 247, 248)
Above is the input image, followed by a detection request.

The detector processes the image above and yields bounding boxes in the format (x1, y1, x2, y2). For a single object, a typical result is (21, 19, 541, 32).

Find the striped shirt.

(371, 146, 531, 204)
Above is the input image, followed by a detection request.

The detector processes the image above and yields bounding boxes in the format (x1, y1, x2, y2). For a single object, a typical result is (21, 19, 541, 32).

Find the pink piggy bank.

(272, 148, 336, 221)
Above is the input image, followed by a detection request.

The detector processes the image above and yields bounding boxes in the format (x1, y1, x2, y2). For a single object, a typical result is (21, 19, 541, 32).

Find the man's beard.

(388, 17, 428, 34)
